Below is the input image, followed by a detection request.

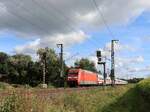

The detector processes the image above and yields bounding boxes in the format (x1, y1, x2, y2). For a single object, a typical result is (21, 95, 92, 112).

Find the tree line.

(0, 48, 97, 87)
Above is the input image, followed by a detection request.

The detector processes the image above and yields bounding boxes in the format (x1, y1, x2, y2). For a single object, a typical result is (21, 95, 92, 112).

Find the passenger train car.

(67, 68, 127, 87)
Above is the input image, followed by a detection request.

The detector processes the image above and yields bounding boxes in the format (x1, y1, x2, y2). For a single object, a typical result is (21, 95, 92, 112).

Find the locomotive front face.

(67, 69, 79, 80)
(67, 69, 79, 87)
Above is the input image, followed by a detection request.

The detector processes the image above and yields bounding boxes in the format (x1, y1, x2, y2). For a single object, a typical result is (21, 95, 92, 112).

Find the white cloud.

(0, 0, 149, 55)
(115, 56, 145, 78)
(15, 39, 40, 54)
(14, 31, 88, 54)
(88, 56, 98, 68)
(100, 42, 137, 59)
(127, 66, 150, 73)
(97, 42, 145, 78)
(116, 56, 144, 66)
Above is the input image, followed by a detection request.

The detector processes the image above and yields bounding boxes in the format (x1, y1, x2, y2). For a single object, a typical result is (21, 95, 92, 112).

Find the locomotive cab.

(67, 69, 79, 87)
(67, 68, 99, 87)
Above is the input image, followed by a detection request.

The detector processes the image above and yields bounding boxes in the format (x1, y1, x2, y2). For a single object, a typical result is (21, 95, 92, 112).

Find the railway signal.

(98, 62, 106, 84)
(96, 50, 106, 85)
(97, 50, 101, 57)
(96, 51, 102, 61)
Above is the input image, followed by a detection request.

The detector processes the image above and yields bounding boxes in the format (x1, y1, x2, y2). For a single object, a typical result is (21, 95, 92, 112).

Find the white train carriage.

(115, 79, 128, 85)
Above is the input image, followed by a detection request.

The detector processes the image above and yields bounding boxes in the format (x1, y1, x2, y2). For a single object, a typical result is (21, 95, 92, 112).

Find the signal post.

(96, 51, 106, 85)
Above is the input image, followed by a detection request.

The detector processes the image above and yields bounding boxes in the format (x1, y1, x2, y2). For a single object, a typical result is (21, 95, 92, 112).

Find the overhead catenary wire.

(91, 0, 118, 69)
(23, 0, 101, 55)
(46, 0, 102, 47)
(0, 1, 103, 60)
(90, 0, 119, 54)
(32, 0, 103, 50)
(12, 0, 75, 34)
(31, 0, 78, 33)
(91, 0, 116, 39)
(0, 1, 51, 35)
(65, 52, 80, 62)
(0, 0, 79, 37)
(0, 0, 94, 56)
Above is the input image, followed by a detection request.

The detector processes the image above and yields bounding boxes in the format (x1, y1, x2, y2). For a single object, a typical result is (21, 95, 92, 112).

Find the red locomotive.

(67, 68, 127, 87)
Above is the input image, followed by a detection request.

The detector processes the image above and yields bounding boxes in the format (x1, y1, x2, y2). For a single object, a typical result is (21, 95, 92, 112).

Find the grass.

(0, 79, 150, 112)
(103, 78, 150, 112)
(0, 85, 132, 112)
(137, 78, 150, 101)
(0, 93, 49, 112)
(0, 82, 13, 90)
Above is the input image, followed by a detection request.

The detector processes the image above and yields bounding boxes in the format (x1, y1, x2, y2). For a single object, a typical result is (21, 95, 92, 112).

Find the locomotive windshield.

(68, 72, 78, 75)
(68, 69, 79, 75)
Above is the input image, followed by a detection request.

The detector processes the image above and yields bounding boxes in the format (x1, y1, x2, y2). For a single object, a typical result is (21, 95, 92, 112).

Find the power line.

(12, 0, 56, 34)
(33, 0, 102, 49)
(31, 0, 78, 32)
(91, 0, 116, 39)
(2, 0, 95, 52)
(65, 52, 79, 62)
(1, 1, 103, 59)
(1, 1, 51, 35)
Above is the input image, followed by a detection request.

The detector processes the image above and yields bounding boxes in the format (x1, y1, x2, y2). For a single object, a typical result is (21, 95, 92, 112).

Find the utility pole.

(110, 40, 119, 86)
(43, 51, 46, 85)
(57, 44, 67, 87)
(57, 44, 64, 78)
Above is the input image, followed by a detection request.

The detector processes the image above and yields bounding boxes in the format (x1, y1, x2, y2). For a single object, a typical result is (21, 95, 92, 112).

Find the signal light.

(96, 51, 101, 57)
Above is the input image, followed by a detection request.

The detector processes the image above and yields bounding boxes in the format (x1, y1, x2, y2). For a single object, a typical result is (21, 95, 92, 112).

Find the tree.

(74, 58, 97, 72)
(7, 54, 32, 84)
(26, 61, 41, 86)
(0, 49, 68, 87)
(37, 48, 47, 85)
(0, 52, 9, 74)
(37, 47, 62, 86)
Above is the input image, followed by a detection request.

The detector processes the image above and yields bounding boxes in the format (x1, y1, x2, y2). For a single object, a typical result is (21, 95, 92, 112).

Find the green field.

(0, 79, 150, 112)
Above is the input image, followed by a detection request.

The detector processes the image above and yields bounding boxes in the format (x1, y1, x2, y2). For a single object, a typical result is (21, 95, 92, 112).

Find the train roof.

(69, 68, 102, 74)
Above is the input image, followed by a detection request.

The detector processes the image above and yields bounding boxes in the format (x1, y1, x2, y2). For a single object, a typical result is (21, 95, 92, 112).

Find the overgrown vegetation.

(0, 93, 49, 112)
(0, 80, 150, 112)
(0, 82, 13, 90)
(0, 85, 132, 112)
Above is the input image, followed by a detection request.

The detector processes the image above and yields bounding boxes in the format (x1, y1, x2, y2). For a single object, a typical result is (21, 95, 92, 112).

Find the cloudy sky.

(0, 0, 150, 78)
